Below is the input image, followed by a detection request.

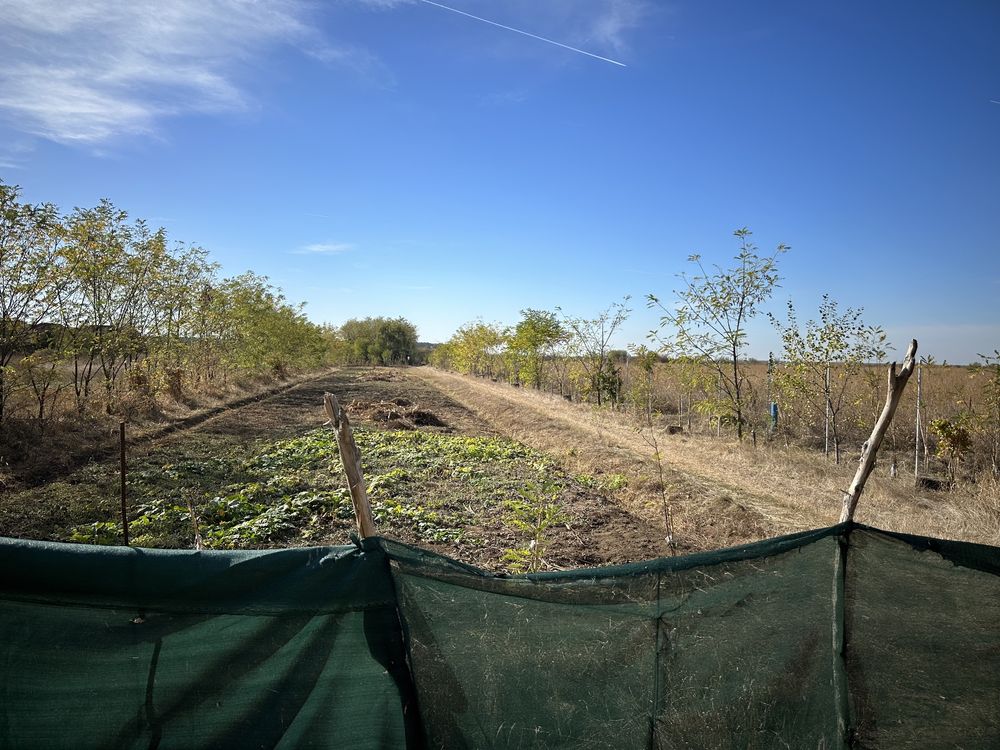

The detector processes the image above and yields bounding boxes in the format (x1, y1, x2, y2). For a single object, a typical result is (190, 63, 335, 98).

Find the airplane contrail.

(417, 0, 627, 67)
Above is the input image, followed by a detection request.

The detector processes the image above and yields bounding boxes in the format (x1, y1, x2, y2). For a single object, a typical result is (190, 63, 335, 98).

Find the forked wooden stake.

(839, 339, 918, 523)
(324, 393, 377, 539)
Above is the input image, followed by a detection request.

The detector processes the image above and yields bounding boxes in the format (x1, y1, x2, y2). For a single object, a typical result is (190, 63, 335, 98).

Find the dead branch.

(839, 339, 918, 523)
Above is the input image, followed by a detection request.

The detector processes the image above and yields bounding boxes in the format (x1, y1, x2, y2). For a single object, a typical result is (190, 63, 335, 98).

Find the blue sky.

(1, 0, 998, 362)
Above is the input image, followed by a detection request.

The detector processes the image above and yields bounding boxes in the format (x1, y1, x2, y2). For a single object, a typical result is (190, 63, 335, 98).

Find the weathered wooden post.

(839, 340, 918, 523)
(324, 393, 377, 539)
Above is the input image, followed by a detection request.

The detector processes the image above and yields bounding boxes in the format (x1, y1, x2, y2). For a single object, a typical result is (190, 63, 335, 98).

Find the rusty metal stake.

(120, 420, 129, 546)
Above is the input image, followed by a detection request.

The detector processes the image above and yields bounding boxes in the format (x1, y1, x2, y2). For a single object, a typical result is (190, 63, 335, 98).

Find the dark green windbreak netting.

(2, 524, 999, 748)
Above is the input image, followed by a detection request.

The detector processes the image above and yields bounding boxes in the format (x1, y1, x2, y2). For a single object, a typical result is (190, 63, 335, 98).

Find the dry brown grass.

(638, 359, 995, 475)
(412, 367, 1000, 550)
(955, 476, 1000, 546)
(0, 367, 339, 491)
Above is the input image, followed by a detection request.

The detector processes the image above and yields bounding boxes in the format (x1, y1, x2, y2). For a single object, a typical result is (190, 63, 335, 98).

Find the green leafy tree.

(0, 183, 330, 438)
(61, 201, 162, 412)
(769, 295, 887, 462)
(930, 417, 973, 481)
(144, 243, 217, 393)
(560, 298, 631, 406)
(337, 317, 417, 366)
(0, 182, 67, 425)
(627, 345, 659, 422)
(188, 281, 226, 384)
(648, 228, 787, 440)
(427, 339, 453, 370)
(374, 318, 418, 365)
(433, 321, 508, 377)
(508, 309, 565, 389)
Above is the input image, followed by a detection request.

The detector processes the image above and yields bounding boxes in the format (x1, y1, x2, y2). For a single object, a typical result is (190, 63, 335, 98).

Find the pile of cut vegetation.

(359, 370, 402, 382)
(349, 398, 448, 431)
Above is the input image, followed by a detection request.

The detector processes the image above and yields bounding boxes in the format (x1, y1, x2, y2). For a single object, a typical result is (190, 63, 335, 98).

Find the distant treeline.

(325, 317, 420, 366)
(430, 306, 632, 407)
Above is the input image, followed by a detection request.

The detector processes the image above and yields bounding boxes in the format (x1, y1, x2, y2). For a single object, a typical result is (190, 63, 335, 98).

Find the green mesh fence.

(2, 524, 998, 748)
(0, 539, 419, 748)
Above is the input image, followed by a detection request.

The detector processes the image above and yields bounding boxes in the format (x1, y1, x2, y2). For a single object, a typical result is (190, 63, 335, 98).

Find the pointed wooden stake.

(324, 393, 377, 539)
(839, 339, 918, 523)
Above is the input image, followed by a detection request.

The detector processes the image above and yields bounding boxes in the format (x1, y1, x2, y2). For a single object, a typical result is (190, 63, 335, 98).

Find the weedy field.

(0, 368, 667, 572)
(2, 365, 997, 573)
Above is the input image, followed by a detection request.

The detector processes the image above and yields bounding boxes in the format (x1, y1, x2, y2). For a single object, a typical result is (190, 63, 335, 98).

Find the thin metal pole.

(915, 363, 922, 478)
(120, 421, 129, 546)
(767, 352, 774, 437)
(716, 374, 722, 438)
(825, 365, 831, 460)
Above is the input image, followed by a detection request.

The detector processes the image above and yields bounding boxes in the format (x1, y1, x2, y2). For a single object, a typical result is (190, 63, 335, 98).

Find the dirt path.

(408, 368, 820, 550)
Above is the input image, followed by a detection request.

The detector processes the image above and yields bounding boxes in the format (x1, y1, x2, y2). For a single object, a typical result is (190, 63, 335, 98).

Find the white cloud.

(0, 0, 361, 144)
(586, 0, 647, 55)
(295, 242, 354, 255)
(0, 0, 648, 146)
